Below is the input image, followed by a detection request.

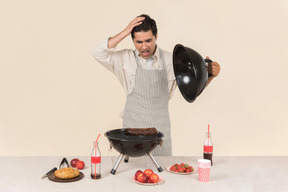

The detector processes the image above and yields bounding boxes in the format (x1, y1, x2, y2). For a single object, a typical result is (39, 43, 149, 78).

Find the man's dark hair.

(131, 14, 158, 39)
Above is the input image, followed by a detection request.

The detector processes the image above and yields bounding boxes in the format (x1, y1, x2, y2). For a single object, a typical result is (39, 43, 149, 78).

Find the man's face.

(133, 30, 158, 59)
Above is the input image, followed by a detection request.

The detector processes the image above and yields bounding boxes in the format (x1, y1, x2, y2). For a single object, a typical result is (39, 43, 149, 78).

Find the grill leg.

(110, 153, 124, 175)
(124, 155, 129, 163)
(147, 152, 163, 172)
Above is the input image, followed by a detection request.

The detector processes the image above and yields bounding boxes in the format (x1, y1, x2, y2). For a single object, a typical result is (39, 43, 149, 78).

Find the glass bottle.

(91, 141, 101, 179)
(203, 132, 213, 166)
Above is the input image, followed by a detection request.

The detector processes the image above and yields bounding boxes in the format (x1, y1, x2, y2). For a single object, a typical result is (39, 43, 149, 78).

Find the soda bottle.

(91, 141, 101, 179)
(203, 125, 213, 166)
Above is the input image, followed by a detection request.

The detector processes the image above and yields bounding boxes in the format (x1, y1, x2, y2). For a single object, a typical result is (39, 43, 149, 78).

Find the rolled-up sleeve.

(92, 39, 135, 96)
(92, 38, 121, 72)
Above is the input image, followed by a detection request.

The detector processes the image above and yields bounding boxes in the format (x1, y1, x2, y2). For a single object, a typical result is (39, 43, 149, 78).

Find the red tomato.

(149, 173, 159, 183)
(76, 160, 85, 170)
(135, 170, 143, 179)
(143, 169, 154, 177)
(137, 173, 149, 183)
(70, 158, 79, 168)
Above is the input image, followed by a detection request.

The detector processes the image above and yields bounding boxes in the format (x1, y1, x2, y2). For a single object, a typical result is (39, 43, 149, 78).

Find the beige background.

(0, 0, 287, 156)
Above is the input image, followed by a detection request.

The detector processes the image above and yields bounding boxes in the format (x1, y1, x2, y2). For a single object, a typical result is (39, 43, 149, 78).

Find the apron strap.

(159, 49, 166, 69)
(133, 51, 142, 68)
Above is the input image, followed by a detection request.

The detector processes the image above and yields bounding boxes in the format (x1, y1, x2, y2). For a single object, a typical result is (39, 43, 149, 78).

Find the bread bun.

(54, 167, 80, 179)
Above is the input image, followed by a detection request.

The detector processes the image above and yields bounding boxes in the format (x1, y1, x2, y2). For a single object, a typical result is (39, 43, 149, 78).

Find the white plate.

(133, 176, 165, 186)
(166, 165, 196, 175)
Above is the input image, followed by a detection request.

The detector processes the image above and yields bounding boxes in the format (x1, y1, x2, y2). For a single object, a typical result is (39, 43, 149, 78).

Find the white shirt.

(92, 39, 177, 99)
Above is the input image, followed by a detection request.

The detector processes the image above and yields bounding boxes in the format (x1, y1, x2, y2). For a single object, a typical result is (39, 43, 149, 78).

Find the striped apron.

(123, 50, 172, 156)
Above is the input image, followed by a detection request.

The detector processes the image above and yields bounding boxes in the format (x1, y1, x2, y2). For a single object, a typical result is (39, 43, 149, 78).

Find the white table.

(0, 156, 287, 192)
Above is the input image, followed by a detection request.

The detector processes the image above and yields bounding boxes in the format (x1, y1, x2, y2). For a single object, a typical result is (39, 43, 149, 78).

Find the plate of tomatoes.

(167, 163, 196, 175)
(133, 169, 165, 185)
(133, 176, 165, 186)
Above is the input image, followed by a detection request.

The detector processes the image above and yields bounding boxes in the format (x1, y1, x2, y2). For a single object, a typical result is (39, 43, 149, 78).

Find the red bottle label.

(91, 156, 101, 164)
(204, 145, 213, 152)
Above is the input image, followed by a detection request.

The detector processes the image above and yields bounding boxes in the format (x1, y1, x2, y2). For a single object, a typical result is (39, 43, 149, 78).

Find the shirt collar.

(134, 45, 160, 60)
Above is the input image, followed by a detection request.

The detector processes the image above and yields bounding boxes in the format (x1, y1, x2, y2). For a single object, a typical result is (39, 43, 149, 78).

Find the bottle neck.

(92, 141, 101, 156)
(94, 141, 100, 148)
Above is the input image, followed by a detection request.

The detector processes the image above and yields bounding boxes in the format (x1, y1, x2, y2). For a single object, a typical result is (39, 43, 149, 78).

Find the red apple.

(135, 170, 143, 179)
(70, 158, 79, 167)
(137, 173, 149, 183)
(76, 160, 85, 170)
(143, 169, 153, 177)
(149, 173, 159, 183)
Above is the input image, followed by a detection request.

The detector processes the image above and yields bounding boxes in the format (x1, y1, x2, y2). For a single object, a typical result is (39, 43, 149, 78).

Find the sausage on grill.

(124, 128, 158, 136)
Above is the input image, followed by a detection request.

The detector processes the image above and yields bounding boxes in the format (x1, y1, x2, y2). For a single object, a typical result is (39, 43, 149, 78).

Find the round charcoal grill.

(105, 128, 164, 175)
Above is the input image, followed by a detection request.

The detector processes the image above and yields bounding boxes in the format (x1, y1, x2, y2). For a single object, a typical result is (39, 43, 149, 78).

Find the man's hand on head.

(122, 16, 145, 37)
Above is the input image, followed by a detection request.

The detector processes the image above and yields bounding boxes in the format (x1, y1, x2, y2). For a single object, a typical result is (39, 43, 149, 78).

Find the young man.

(93, 14, 220, 156)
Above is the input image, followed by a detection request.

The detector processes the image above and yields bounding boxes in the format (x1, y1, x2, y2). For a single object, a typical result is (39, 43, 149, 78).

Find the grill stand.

(124, 155, 129, 163)
(110, 153, 124, 175)
(147, 152, 163, 172)
(110, 152, 163, 175)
